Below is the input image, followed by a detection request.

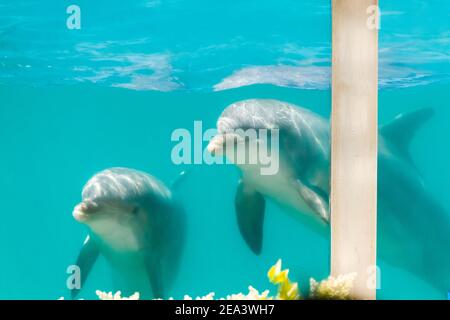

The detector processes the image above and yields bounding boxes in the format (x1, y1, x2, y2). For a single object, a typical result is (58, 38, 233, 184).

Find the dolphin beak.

(72, 200, 99, 223)
(207, 135, 224, 156)
(73, 204, 88, 222)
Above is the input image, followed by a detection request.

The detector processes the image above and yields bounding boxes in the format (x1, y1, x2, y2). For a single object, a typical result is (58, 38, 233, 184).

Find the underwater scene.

(0, 1, 449, 300)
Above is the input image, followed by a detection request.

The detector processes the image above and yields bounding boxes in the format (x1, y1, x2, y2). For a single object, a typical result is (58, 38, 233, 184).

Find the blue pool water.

(0, 1, 449, 299)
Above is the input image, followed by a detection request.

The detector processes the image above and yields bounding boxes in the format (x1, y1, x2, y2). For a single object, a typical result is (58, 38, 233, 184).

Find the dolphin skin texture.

(209, 99, 449, 296)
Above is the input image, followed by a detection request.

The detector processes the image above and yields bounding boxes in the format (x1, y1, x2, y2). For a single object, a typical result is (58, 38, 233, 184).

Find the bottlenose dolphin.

(71, 168, 185, 299)
(208, 99, 450, 294)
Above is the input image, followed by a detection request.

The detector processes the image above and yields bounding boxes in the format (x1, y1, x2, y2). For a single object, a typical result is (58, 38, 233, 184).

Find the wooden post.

(331, 0, 378, 299)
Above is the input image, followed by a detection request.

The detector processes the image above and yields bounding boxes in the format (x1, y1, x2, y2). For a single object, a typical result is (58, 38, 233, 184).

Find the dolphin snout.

(73, 200, 99, 222)
(207, 134, 225, 156)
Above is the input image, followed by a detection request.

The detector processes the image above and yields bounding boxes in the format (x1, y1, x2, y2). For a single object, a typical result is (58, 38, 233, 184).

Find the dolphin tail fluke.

(235, 180, 265, 255)
(380, 107, 434, 163)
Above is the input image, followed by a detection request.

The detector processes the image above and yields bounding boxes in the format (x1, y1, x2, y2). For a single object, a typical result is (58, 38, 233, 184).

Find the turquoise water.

(0, 1, 449, 299)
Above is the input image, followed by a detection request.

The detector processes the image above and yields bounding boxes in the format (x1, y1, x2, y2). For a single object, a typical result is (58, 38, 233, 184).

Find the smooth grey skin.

(71, 168, 185, 299)
(208, 99, 450, 294)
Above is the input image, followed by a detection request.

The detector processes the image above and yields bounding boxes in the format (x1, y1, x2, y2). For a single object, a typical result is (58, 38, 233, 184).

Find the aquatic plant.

(73, 259, 355, 300)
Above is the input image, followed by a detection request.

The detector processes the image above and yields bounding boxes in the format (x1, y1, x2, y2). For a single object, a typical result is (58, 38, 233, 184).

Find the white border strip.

(331, 0, 379, 300)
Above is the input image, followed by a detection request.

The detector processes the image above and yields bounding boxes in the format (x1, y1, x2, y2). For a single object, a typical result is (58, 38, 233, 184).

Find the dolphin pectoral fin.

(71, 235, 99, 299)
(235, 180, 265, 255)
(293, 179, 330, 223)
(171, 170, 189, 190)
(144, 256, 164, 299)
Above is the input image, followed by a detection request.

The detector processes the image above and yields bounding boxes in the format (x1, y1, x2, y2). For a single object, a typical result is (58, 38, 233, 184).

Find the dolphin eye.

(131, 206, 140, 215)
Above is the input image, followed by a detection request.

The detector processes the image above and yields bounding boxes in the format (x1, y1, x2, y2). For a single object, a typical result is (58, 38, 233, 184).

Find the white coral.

(183, 292, 215, 300)
(309, 273, 357, 300)
(224, 286, 271, 300)
(181, 287, 269, 300)
(95, 290, 140, 300)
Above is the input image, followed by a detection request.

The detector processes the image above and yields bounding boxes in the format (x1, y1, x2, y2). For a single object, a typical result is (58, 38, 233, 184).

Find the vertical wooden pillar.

(331, 0, 378, 299)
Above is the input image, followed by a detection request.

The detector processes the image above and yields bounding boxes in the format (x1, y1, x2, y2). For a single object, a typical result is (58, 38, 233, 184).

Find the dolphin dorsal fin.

(380, 107, 434, 160)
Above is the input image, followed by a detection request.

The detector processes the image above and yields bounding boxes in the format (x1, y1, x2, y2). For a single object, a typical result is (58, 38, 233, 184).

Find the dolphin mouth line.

(73, 203, 91, 222)
(73, 209, 88, 222)
(73, 200, 102, 221)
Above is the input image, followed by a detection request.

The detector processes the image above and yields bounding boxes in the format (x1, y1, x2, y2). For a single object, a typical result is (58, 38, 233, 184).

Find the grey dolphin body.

(208, 99, 450, 294)
(71, 168, 185, 299)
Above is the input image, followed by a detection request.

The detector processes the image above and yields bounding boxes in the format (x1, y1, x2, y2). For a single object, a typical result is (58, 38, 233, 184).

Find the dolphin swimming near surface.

(71, 168, 185, 299)
(207, 99, 450, 295)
